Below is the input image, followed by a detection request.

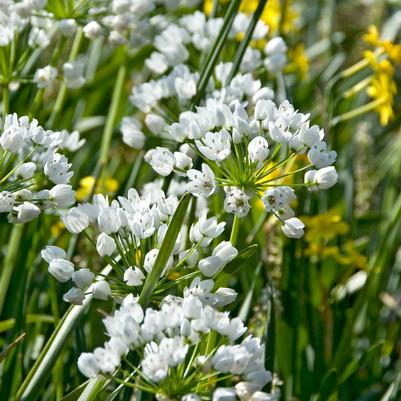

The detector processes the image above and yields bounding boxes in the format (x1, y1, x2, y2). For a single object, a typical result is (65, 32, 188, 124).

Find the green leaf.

(15, 266, 112, 401)
(76, 378, 108, 401)
(59, 381, 89, 401)
(214, 244, 259, 288)
(138, 192, 191, 307)
(191, 0, 241, 106)
(316, 369, 338, 401)
(226, 0, 268, 83)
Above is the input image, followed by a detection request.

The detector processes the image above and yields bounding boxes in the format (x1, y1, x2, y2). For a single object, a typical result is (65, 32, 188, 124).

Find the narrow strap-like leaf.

(138, 192, 191, 307)
(226, 0, 269, 84)
(191, 0, 242, 107)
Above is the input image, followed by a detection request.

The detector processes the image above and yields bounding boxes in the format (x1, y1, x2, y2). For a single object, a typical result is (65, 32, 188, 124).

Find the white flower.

(304, 166, 338, 190)
(109, 30, 127, 46)
(245, 370, 272, 388)
(186, 164, 216, 197)
(235, 382, 260, 401)
(196, 129, 232, 161)
(15, 202, 41, 222)
(77, 353, 100, 378)
(264, 37, 287, 73)
(72, 268, 95, 289)
(124, 266, 145, 286)
(96, 232, 117, 257)
(144, 249, 159, 273)
(199, 241, 238, 277)
(63, 287, 85, 305)
(252, 87, 274, 103)
(142, 352, 169, 382)
(145, 52, 168, 75)
(254, 99, 276, 121)
(248, 136, 269, 167)
(307, 141, 337, 168)
(190, 210, 226, 246)
(92, 281, 112, 300)
(49, 184, 76, 208)
(182, 293, 203, 319)
(0, 124, 24, 152)
(175, 76, 196, 99)
(33, 65, 57, 88)
(282, 217, 305, 238)
(182, 394, 201, 401)
(0, 191, 15, 212)
(298, 124, 323, 147)
(62, 207, 89, 234)
(249, 392, 274, 401)
(224, 187, 250, 217)
(41, 245, 67, 263)
(83, 21, 102, 39)
(98, 207, 121, 234)
(145, 113, 166, 135)
(145, 147, 176, 176)
(59, 19, 77, 37)
(213, 387, 237, 401)
(63, 61, 86, 89)
(15, 162, 36, 179)
(262, 186, 295, 212)
(44, 153, 73, 184)
(48, 258, 74, 282)
(121, 116, 145, 149)
(174, 151, 193, 172)
(215, 288, 238, 307)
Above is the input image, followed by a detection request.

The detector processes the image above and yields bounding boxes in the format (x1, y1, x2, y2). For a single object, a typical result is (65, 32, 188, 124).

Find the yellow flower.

(204, 0, 299, 35)
(363, 25, 381, 47)
(302, 211, 367, 268)
(285, 43, 309, 79)
(303, 211, 349, 243)
(367, 73, 396, 126)
(51, 220, 65, 237)
(364, 52, 397, 126)
(76, 176, 119, 202)
(382, 40, 401, 64)
(363, 25, 401, 63)
(203, 0, 229, 15)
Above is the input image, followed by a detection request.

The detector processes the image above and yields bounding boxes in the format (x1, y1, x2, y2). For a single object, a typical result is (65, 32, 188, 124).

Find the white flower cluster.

(81, 0, 201, 46)
(44, 186, 238, 304)
(143, 11, 268, 77)
(78, 289, 273, 401)
(144, 97, 338, 238)
(0, 0, 50, 48)
(0, 114, 81, 222)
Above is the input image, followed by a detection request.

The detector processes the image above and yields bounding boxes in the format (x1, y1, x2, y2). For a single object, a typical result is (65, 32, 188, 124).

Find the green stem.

(229, 214, 240, 246)
(99, 56, 127, 167)
(2, 85, 9, 115)
(0, 224, 24, 315)
(47, 28, 83, 128)
(331, 97, 386, 126)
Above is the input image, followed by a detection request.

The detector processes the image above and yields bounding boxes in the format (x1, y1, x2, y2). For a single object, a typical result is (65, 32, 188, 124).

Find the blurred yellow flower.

(302, 211, 367, 268)
(303, 211, 349, 242)
(285, 43, 309, 79)
(76, 176, 119, 202)
(51, 220, 65, 237)
(363, 50, 397, 126)
(363, 25, 401, 63)
(204, 0, 299, 34)
(362, 25, 381, 47)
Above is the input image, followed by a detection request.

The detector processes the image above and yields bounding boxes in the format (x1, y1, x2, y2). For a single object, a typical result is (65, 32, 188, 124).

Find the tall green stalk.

(0, 224, 24, 315)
